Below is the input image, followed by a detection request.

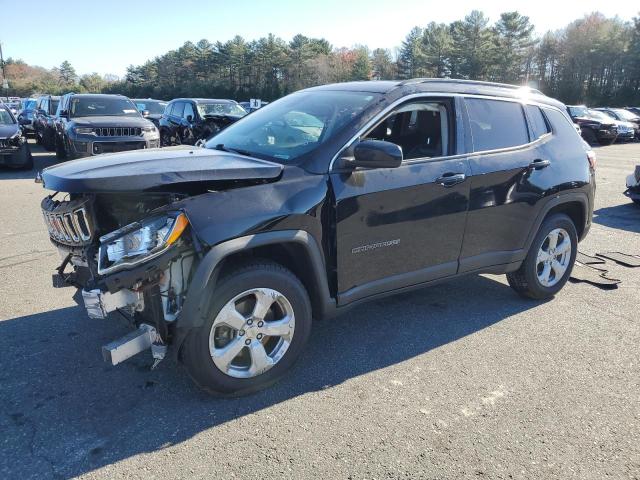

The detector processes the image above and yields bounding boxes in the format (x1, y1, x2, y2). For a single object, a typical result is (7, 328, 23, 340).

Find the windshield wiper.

(214, 144, 255, 158)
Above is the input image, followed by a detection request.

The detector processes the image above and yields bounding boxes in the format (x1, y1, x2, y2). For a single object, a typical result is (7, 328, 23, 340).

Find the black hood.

(42, 146, 284, 193)
(70, 115, 153, 128)
(0, 123, 19, 139)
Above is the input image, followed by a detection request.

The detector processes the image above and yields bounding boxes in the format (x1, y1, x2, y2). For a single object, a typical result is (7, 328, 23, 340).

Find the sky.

(2, 0, 638, 77)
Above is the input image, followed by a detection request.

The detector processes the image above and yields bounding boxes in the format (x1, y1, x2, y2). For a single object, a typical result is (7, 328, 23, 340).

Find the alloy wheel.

(208, 288, 295, 379)
(536, 228, 572, 287)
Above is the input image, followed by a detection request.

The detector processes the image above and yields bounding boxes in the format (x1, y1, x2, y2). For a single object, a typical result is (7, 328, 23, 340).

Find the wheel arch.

(176, 230, 335, 350)
(525, 193, 590, 252)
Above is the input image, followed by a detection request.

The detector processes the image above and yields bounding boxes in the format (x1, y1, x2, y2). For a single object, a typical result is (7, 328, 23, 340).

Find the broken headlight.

(98, 212, 189, 275)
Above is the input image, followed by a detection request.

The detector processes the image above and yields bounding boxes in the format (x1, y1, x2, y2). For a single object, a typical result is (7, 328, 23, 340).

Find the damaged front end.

(42, 191, 197, 367)
(624, 165, 640, 205)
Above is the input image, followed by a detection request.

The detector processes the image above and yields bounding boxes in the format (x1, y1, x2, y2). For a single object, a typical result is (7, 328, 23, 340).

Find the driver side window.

(363, 101, 450, 160)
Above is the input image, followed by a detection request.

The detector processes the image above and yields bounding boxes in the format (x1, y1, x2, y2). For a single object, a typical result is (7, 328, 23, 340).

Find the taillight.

(587, 150, 597, 170)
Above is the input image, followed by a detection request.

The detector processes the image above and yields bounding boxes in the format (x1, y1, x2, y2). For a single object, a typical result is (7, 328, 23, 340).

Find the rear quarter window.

(545, 108, 582, 140)
(526, 105, 550, 139)
(466, 98, 529, 152)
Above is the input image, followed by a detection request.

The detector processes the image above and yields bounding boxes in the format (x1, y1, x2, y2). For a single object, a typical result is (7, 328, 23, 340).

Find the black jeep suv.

(566, 105, 618, 146)
(159, 98, 247, 146)
(53, 93, 160, 160)
(39, 80, 595, 395)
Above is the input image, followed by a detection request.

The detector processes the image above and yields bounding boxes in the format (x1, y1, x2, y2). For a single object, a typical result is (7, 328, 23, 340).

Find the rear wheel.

(182, 260, 312, 396)
(507, 214, 577, 300)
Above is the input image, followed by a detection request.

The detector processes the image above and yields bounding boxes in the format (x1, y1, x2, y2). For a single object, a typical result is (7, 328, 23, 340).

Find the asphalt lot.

(0, 139, 639, 479)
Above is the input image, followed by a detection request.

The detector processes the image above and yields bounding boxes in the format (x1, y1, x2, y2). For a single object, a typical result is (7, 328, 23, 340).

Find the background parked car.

(594, 107, 640, 140)
(52, 93, 159, 160)
(589, 109, 636, 142)
(0, 103, 32, 169)
(132, 98, 168, 128)
(17, 98, 37, 136)
(566, 105, 617, 145)
(33, 95, 60, 151)
(159, 98, 247, 146)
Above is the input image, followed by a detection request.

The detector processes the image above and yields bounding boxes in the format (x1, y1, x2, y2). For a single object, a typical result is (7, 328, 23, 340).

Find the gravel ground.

(0, 140, 638, 480)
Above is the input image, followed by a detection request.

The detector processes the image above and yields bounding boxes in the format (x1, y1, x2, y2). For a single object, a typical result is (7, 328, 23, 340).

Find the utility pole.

(0, 41, 8, 99)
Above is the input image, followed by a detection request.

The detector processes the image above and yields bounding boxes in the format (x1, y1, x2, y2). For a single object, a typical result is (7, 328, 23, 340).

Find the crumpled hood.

(70, 115, 153, 128)
(41, 146, 284, 193)
(0, 124, 19, 139)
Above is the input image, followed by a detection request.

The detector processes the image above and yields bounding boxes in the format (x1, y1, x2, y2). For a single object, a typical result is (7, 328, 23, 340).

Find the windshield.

(70, 97, 141, 117)
(135, 101, 167, 115)
(22, 100, 37, 110)
(197, 102, 247, 118)
(568, 106, 589, 117)
(0, 108, 15, 125)
(205, 90, 380, 163)
(612, 108, 639, 121)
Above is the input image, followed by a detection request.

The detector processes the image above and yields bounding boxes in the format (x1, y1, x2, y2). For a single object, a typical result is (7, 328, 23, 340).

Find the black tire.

(43, 130, 56, 151)
(582, 128, 597, 146)
(182, 260, 312, 396)
(55, 136, 67, 160)
(160, 129, 169, 147)
(507, 213, 578, 300)
(598, 138, 616, 146)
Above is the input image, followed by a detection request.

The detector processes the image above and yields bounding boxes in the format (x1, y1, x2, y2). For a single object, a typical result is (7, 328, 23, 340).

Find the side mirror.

(349, 139, 403, 169)
(59, 110, 68, 118)
(142, 110, 150, 117)
(186, 114, 193, 123)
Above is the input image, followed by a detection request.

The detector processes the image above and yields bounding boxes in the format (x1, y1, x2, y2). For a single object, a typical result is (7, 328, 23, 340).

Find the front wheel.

(55, 136, 67, 160)
(598, 138, 616, 146)
(507, 214, 578, 300)
(182, 260, 312, 396)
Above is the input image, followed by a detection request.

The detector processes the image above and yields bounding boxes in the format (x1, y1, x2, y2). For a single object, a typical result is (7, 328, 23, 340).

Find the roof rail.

(401, 78, 543, 95)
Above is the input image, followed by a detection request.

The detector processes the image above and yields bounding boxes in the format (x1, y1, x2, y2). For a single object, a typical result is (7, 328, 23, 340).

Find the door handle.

(529, 159, 551, 170)
(436, 172, 466, 187)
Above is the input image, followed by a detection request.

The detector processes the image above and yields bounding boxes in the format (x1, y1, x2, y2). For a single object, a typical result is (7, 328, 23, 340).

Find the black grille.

(93, 127, 142, 137)
(0, 139, 7, 148)
(41, 196, 95, 247)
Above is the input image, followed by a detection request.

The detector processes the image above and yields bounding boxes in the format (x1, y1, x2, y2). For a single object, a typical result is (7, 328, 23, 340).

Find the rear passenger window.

(526, 105, 550, 139)
(466, 99, 529, 152)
